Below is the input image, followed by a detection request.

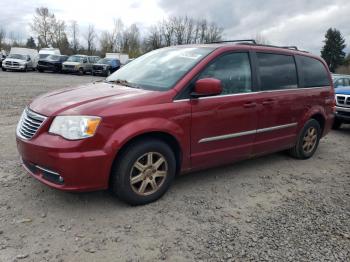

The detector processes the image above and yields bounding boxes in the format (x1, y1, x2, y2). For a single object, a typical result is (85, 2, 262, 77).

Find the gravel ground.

(0, 71, 349, 262)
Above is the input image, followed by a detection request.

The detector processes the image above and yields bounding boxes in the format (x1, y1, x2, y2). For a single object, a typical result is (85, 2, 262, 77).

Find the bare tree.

(85, 24, 96, 55)
(0, 27, 6, 50)
(122, 24, 141, 58)
(99, 31, 110, 55)
(144, 25, 163, 51)
(145, 16, 223, 51)
(108, 18, 124, 52)
(70, 20, 79, 53)
(51, 20, 66, 47)
(31, 7, 55, 47)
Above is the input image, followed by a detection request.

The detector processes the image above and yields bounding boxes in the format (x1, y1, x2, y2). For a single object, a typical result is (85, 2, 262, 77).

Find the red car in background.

(16, 40, 335, 205)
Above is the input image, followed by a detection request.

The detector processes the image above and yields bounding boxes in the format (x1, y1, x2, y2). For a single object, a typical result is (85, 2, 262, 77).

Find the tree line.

(0, 7, 349, 74)
(0, 7, 223, 58)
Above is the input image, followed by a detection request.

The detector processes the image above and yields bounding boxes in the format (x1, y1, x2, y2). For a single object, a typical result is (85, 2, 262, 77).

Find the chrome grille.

(17, 108, 47, 140)
(336, 95, 348, 107)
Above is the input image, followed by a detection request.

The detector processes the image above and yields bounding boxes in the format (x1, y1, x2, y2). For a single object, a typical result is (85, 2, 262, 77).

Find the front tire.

(332, 119, 342, 130)
(289, 119, 321, 159)
(111, 139, 176, 205)
(2, 67, 6, 71)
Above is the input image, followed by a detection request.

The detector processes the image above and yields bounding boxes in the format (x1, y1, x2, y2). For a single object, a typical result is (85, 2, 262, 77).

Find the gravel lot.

(0, 71, 349, 262)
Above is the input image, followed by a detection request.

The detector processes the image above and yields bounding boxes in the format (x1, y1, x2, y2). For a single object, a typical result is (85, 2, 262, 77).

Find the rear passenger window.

(297, 56, 330, 88)
(198, 52, 252, 95)
(257, 53, 298, 91)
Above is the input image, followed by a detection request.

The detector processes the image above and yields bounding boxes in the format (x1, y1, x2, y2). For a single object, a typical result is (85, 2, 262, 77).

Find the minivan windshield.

(106, 47, 214, 91)
(67, 55, 84, 62)
(8, 54, 26, 60)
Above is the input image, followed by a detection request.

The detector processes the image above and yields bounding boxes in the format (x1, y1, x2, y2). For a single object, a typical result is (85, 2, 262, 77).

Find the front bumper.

(93, 69, 108, 75)
(62, 67, 80, 73)
(38, 64, 59, 71)
(335, 106, 350, 123)
(16, 133, 114, 192)
(3, 64, 26, 70)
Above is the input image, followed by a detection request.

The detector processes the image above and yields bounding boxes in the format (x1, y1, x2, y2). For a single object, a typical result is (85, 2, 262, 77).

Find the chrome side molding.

(199, 123, 297, 143)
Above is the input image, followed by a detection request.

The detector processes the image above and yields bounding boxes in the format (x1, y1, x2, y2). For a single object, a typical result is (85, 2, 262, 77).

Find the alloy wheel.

(130, 152, 168, 196)
(302, 127, 317, 154)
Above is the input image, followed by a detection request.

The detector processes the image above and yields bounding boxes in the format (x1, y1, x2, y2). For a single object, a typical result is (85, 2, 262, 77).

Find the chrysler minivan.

(16, 40, 335, 205)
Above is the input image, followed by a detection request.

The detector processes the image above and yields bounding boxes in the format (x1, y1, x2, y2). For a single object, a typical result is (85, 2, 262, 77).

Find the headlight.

(103, 65, 108, 69)
(49, 116, 101, 140)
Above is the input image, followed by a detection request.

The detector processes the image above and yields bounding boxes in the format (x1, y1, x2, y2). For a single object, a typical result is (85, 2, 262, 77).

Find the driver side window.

(198, 52, 252, 95)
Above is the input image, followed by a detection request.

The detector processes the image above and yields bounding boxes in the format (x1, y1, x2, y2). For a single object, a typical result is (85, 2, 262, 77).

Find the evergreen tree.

(321, 28, 346, 72)
(26, 36, 37, 49)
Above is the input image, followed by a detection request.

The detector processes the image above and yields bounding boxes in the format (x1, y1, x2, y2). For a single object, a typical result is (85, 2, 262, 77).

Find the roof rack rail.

(211, 39, 257, 44)
(280, 46, 299, 50)
(210, 39, 309, 53)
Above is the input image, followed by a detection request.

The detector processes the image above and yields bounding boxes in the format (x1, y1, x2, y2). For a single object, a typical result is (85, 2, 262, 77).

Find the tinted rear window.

(257, 53, 298, 91)
(297, 56, 330, 88)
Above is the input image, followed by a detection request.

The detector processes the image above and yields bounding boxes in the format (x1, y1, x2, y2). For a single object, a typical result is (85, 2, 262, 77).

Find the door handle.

(243, 102, 257, 108)
(262, 99, 275, 106)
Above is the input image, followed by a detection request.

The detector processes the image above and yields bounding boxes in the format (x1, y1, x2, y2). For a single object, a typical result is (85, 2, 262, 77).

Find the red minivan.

(16, 40, 335, 205)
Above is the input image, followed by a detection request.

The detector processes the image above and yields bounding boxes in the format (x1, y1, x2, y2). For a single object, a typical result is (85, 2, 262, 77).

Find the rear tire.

(289, 119, 321, 159)
(110, 139, 176, 205)
(332, 119, 342, 130)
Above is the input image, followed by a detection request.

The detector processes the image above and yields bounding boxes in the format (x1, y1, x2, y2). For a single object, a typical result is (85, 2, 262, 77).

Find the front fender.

(104, 117, 190, 170)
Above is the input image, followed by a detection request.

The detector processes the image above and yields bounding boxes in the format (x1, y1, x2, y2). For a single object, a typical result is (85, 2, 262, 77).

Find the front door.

(190, 52, 258, 169)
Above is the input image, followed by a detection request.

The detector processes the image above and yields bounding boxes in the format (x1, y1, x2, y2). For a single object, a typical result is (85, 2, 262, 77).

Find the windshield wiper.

(109, 79, 141, 89)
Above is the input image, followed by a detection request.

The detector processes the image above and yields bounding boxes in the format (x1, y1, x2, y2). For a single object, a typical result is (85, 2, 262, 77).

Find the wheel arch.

(310, 113, 325, 133)
(301, 107, 327, 135)
(108, 131, 183, 188)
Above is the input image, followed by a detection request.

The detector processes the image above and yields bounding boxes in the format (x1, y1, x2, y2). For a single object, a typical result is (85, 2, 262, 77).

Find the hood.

(335, 87, 350, 95)
(29, 82, 161, 116)
(63, 61, 80, 66)
(4, 58, 26, 63)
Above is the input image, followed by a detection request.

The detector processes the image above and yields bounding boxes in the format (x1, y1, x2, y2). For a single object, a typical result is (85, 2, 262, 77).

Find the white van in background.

(2, 47, 39, 72)
(39, 48, 61, 59)
(105, 53, 129, 65)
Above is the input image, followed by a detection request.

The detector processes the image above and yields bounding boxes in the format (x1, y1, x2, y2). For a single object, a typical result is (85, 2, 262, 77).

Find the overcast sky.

(0, 0, 349, 54)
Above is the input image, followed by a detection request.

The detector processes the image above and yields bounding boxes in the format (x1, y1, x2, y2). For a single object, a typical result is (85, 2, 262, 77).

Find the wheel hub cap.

(130, 152, 168, 196)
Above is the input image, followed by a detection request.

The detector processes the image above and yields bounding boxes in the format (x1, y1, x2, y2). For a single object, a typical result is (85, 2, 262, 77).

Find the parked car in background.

(105, 53, 129, 65)
(37, 55, 68, 73)
(332, 74, 350, 88)
(92, 58, 121, 76)
(16, 41, 334, 205)
(90, 56, 101, 63)
(333, 86, 350, 129)
(62, 55, 98, 75)
(0, 52, 6, 67)
(39, 48, 61, 59)
(2, 48, 39, 72)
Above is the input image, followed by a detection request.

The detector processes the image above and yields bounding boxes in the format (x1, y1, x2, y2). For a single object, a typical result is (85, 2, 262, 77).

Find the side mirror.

(27, 57, 31, 61)
(191, 78, 222, 98)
